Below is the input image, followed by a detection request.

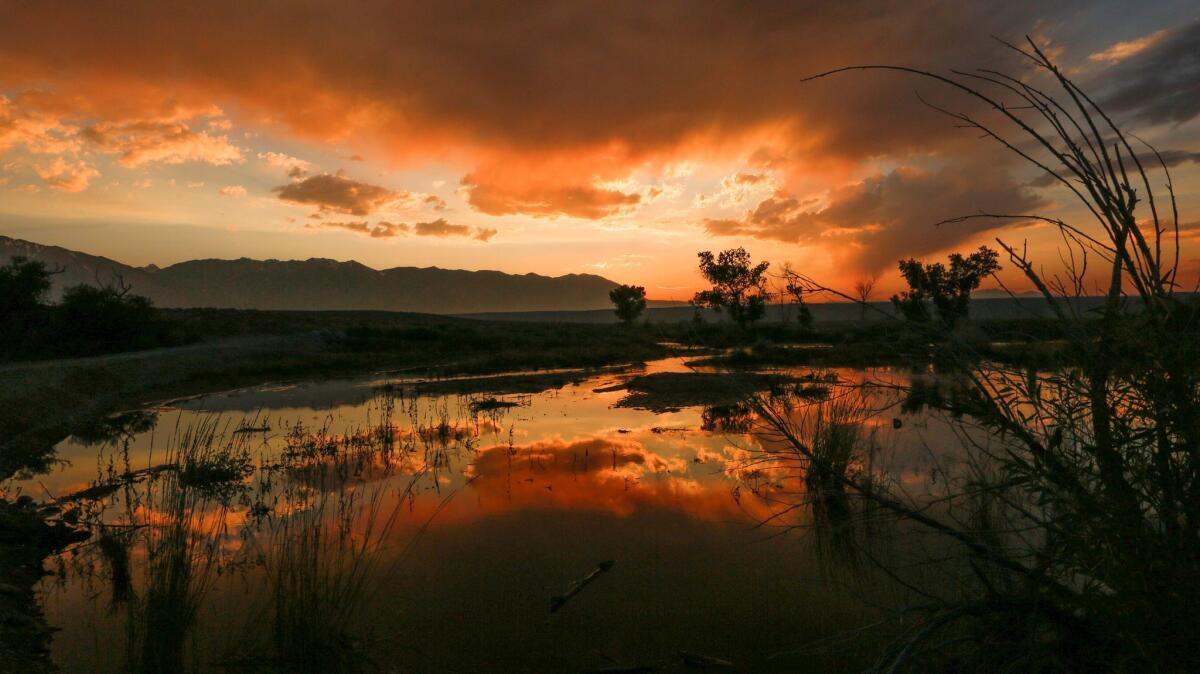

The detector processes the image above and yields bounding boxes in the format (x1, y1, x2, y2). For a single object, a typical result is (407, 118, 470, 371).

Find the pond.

(14, 358, 959, 673)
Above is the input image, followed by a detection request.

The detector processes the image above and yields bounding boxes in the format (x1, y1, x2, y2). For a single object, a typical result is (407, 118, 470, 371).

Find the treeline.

(0, 257, 185, 360)
(609, 244, 1002, 333)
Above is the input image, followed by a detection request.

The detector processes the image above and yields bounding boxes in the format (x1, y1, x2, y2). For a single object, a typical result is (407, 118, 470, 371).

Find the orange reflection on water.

(426, 435, 777, 522)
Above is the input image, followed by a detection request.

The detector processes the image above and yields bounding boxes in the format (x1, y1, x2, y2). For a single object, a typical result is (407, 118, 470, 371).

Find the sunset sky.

(1, 1, 1198, 300)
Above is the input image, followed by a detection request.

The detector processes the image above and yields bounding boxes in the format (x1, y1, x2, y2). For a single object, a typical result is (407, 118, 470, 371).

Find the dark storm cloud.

(1100, 21, 1200, 125)
(0, 1, 1055, 163)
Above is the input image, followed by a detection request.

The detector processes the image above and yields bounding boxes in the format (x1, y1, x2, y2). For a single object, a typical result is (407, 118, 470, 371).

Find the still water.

(18, 358, 950, 673)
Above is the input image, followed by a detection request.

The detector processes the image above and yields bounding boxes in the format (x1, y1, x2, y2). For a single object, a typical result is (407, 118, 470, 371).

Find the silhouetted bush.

(0, 258, 184, 361)
(47, 285, 173, 356)
(0, 257, 54, 355)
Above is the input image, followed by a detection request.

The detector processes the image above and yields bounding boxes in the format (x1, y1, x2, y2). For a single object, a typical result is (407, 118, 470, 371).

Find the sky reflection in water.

(26, 358, 956, 672)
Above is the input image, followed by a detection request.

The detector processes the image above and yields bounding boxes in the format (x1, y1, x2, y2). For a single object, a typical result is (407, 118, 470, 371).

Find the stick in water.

(550, 560, 615, 613)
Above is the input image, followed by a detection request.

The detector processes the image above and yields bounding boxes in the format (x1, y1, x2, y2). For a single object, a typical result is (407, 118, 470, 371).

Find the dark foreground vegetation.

(0, 257, 186, 360)
(739, 41, 1200, 674)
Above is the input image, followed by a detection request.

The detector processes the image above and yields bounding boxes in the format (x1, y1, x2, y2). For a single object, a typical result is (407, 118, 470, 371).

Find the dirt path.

(0, 334, 297, 374)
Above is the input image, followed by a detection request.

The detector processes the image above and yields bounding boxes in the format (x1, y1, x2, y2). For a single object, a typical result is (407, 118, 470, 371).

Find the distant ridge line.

(0, 234, 632, 314)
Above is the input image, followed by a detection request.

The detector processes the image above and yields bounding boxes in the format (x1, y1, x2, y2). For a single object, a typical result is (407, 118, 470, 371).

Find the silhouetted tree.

(853, 276, 877, 322)
(609, 284, 647, 325)
(51, 280, 165, 356)
(0, 256, 54, 314)
(692, 248, 770, 329)
(0, 256, 56, 354)
(891, 246, 1000, 327)
(0, 259, 182, 361)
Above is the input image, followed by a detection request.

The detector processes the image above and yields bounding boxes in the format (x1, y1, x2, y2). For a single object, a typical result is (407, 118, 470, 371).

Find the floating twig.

(549, 560, 615, 613)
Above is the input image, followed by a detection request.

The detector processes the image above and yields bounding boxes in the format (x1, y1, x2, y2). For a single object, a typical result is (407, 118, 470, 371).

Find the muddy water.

(16, 358, 954, 673)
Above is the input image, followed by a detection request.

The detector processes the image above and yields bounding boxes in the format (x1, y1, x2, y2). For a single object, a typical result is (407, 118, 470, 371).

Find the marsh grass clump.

(177, 451, 253, 492)
(96, 528, 133, 606)
(281, 422, 341, 463)
(148, 415, 258, 500)
(748, 389, 889, 572)
(612, 371, 798, 412)
(260, 517, 364, 670)
(229, 407, 415, 673)
(467, 396, 522, 414)
(800, 399, 882, 569)
(133, 516, 203, 673)
(700, 402, 755, 433)
(794, 383, 832, 399)
(124, 448, 233, 674)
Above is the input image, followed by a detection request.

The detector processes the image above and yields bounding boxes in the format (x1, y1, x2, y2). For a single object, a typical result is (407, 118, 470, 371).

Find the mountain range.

(0, 235, 659, 314)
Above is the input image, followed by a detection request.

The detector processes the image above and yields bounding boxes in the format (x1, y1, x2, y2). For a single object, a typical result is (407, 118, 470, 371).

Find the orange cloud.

(311, 220, 408, 238)
(706, 163, 1045, 272)
(33, 157, 99, 192)
(0, 2, 1065, 208)
(731, 172, 768, 185)
(462, 172, 642, 219)
(258, 151, 311, 177)
(371, 220, 411, 238)
(695, 170, 780, 208)
(80, 119, 243, 167)
(1, 89, 241, 194)
(461, 436, 763, 519)
(0, 93, 81, 155)
(1089, 28, 1171, 63)
(275, 173, 401, 216)
(311, 218, 496, 241)
(413, 218, 497, 241)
